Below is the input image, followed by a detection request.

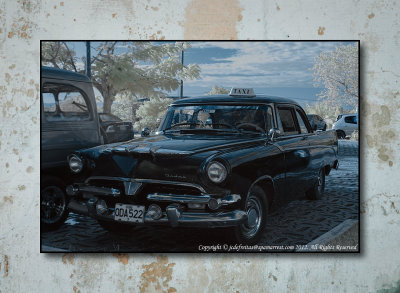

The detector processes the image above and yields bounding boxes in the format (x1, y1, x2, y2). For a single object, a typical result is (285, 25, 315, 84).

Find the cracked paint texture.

(0, 0, 399, 292)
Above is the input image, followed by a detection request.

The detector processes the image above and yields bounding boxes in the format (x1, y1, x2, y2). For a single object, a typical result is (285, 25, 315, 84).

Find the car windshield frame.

(159, 104, 273, 135)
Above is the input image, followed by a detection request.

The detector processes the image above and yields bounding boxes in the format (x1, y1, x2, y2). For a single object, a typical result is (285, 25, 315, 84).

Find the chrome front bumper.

(68, 199, 247, 228)
(67, 180, 246, 228)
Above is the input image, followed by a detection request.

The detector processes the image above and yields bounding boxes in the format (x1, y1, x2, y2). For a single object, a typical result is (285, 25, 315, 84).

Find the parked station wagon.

(41, 66, 103, 230)
(66, 88, 339, 244)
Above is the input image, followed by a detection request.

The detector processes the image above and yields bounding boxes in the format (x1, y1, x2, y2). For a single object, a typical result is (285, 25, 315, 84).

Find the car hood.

(76, 133, 265, 183)
(80, 133, 264, 159)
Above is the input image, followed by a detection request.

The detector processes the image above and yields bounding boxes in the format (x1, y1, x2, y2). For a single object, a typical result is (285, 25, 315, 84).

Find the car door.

(41, 79, 101, 169)
(273, 105, 313, 203)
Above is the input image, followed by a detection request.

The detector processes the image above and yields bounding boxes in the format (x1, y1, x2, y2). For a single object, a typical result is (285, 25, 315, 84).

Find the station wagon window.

(344, 115, 357, 124)
(277, 107, 298, 135)
(295, 109, 309, 134)
(42, 92, 57, 113)
(42, 83, 91, 122)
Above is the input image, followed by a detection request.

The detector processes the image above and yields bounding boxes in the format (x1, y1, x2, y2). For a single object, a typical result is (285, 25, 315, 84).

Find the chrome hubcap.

(241, 194, 262, 238)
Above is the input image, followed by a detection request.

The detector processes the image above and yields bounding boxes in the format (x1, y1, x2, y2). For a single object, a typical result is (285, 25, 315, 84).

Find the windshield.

(160, 104, 272, 134)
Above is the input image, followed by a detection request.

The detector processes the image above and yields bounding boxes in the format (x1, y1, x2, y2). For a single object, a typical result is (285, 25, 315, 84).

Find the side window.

(58, 92, 89, 114)
(43, 93, 57, 113)
(295, 109, 309, 134)
(42, 83, 92, 122)
(344, 115, 357, 124)
(277, 107, 298, 135)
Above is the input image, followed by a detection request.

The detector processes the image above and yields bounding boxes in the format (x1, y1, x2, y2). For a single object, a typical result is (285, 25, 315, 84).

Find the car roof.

(340, 113, 358, 117)
(41, 66, 91, 82)
(171, 94, 300, 106)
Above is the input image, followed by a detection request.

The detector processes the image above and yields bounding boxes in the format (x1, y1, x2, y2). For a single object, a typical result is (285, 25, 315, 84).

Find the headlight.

(207, 161, 227, 184)
(68, 154, 83, 173)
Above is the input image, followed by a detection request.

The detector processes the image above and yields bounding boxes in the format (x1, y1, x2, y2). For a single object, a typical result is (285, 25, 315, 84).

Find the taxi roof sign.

(229, 88, 256, 97)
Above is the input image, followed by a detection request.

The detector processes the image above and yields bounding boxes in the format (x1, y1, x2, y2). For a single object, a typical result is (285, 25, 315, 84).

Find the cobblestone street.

(41, 140, 359, 252)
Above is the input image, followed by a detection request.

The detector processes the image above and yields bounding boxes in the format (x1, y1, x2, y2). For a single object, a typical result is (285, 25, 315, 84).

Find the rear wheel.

(336, 130, 346, 139)
(41, 177, 69, 231)
(234, 185, 268, 245)
(307, 168, 326, 200)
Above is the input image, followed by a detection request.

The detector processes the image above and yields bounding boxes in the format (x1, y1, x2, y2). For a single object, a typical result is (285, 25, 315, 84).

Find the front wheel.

(41, 177, 70, 231)
(234, 185, 268, 245)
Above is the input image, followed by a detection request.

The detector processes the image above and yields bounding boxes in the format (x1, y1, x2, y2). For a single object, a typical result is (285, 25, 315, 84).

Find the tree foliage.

(41, 41, 200, 113)
(206, 85, 230, 95)
(312, 43, 358, 110)
(135, 96, 173, 130)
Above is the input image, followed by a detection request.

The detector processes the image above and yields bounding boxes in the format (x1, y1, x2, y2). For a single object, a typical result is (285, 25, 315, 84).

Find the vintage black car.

(66, 88, 339, 244)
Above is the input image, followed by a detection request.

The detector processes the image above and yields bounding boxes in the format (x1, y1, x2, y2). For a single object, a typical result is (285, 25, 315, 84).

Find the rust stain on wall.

(3, 255, 8, 277)
(184, 0, 243, 39)
(62, 254, 75, 265)
(113, 253, 129, 265)
(318, 26, 326, 35)
(7, 16, 35, 40)
(361, 193, 400, 216)
(139, 256, 175, 293)
(364, 92, 399, 166)
(2, 196, 14, 205)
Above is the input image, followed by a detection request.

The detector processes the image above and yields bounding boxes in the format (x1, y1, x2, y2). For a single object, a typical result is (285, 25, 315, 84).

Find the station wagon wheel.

(336, 130, 345, 139)
(307, 168, 326, 200)
(41, 177, 69, 231)
(234, 185, 268, 245)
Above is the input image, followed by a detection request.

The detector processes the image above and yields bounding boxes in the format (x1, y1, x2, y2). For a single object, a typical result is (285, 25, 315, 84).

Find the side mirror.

(268, 128, 281, 142)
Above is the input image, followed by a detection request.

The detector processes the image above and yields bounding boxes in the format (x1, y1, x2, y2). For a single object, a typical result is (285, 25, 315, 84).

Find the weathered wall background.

(0, 0, 399, 292)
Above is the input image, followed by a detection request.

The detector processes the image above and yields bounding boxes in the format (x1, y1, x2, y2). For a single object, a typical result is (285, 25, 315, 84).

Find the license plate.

(114, 203, 145, 223)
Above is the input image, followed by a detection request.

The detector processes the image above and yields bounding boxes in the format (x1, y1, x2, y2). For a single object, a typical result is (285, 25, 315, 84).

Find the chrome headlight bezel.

(206, 161, 228, 184)
(68, 154, 83, 174)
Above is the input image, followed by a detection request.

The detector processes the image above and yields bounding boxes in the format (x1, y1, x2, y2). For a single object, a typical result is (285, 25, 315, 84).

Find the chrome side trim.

(147, 193, 211, 204)
(145, 209, 247, 227)
(154, 149, 194, 156)
(147, 193, 242, 210)
(85, 176, 131, 183)
(77, 185, 120, 197)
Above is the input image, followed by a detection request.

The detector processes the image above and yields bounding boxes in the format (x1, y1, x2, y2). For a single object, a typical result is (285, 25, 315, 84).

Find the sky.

(58, 41, 357, 108)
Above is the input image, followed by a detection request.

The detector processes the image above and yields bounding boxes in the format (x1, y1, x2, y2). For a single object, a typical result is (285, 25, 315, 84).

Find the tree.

(206, 85, 230, 95)
(312, 43, 358, 110)
(41, 41, 200, 113)
(135, 96, 173, 130)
